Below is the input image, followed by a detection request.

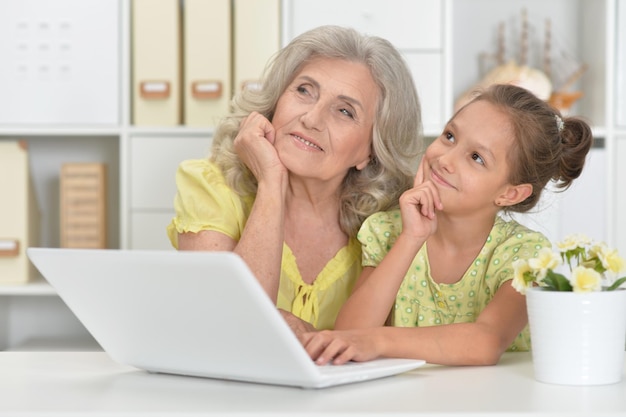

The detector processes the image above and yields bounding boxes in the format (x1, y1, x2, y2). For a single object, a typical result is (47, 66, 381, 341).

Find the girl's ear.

(497, 183, 533, 207)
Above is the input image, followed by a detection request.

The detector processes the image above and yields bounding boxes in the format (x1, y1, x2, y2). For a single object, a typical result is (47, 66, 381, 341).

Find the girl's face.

(422, 100, 527, 215)
(271, 56, 378, 183)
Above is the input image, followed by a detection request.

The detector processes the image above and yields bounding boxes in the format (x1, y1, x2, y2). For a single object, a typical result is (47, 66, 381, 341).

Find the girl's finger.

(317, 339, 349, 365)
(332, 345, 357, 365)
(402, 186, 435, 219)
(413, 158, 426, 187)
(302, 333, 328, 360)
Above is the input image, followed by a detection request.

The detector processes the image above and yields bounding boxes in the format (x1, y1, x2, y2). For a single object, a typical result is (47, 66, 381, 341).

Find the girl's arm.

(335, 162, 442, 329)
(334, 232, 425, 329)
(179, 112, 288, 303)
(304, 281, 528, 366)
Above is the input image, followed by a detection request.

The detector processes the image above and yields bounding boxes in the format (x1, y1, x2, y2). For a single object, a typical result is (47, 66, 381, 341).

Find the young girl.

(300, 84, 594, 366)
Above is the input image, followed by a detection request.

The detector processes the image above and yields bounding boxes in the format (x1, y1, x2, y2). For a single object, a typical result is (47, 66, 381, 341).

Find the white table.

(1, 351, 625, 416)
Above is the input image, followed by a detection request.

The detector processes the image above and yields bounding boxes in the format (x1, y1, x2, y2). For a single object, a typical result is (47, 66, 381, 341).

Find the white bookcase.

(0, 0, 623, 350)
(0, 0, 214, 350)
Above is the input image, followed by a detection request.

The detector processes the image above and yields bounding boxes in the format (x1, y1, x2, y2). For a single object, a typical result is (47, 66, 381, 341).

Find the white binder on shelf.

(0, 0, 119, 125)
(183, 0, 231, 127)
(131, 0, 182, 126)
(0, 141, 40, 284)
(233, 0, 281, 94)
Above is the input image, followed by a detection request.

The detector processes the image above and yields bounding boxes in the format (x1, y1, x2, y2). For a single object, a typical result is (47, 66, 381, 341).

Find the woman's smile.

(291, 132, 324, 151)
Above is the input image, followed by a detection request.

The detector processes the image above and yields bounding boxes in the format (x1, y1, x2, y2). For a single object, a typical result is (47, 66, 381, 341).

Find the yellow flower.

(556, 234, 591, 252)
(512, 259, 533, 295)
(588, 241, 606, 259)
(528, 247, 561, 279)
(597, 246, 625, 275)
(570, 266, 602, 293)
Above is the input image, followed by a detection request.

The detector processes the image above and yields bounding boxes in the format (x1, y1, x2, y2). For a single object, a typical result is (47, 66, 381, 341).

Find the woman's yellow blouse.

(166, 159, 361, 330)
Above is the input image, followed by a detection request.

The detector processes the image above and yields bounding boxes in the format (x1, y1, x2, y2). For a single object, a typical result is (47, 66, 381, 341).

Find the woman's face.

(271, 56, 379, 183)
(422, 100, 522, 215)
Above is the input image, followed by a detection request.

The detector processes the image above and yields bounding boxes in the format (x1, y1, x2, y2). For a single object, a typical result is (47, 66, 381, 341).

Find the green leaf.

(523, 270, 536, 285)
(605, 276, 626, 291)
(593, 262, 607, 274)
(541, 271, 573, 291)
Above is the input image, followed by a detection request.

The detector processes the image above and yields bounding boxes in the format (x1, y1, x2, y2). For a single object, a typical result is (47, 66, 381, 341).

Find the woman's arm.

(279, 309, 316, 338)
(178, 112, 288, 303)
(177, 182, 285, 302)
(304, 281, 528, 366)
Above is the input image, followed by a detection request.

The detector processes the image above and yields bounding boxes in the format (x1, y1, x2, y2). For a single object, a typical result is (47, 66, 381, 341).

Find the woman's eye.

(472, 153, 485, 165)
(296, 85, 309, 95)
(339, 108, 355, 119)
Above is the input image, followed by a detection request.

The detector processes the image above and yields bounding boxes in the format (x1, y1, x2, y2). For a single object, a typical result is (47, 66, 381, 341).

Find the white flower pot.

(526, 287, 626, 385)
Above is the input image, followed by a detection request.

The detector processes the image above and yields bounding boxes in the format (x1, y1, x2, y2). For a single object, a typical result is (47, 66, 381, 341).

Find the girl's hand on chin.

(399, 160, 442, 241)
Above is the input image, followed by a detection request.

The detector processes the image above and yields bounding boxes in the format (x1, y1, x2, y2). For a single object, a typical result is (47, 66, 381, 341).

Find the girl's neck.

(430, 211, 497, 251)
(426, 212, 498, 285)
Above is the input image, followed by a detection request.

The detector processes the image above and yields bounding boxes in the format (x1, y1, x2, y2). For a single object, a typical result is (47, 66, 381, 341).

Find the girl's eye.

(445, 131, 455, 143)
(472, 152, 485, 165)
(339, 108, 355, 119)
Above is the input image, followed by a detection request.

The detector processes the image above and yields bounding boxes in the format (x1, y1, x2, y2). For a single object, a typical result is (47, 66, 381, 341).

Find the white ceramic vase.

(526, 287, 626, 385)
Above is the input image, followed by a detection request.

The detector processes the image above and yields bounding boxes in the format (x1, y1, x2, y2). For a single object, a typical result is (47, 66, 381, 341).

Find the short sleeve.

(166, 159, 252, 248)
(357, 210, 403, 267)
(488, 218, 551, 289)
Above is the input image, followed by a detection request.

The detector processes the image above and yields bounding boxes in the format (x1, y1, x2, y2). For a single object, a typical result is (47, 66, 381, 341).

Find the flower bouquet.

(512, 234, 626, 293)
(512, 234, 626, 386)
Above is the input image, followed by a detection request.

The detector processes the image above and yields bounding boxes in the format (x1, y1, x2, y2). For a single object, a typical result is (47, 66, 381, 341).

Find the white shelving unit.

(1, 0, 623, 351)
(0, 0, 212, 350)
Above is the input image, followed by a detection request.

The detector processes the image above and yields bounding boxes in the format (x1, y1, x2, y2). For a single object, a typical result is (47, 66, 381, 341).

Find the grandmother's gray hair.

(210, 25, 423, 237)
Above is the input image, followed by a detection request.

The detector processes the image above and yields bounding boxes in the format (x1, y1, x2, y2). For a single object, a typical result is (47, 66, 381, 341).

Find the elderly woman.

(167, 25, 422, 331)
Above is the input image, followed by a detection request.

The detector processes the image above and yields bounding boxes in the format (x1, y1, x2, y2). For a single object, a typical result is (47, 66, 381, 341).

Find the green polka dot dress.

(358, 210, 550, 351)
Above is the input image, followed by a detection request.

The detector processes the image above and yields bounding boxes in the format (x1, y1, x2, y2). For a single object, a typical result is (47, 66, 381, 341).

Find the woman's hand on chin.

(234, 112, 286, 183)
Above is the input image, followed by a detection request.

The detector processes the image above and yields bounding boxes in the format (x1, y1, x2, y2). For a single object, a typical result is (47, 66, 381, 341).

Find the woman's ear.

(497, 183, 533, 207)
(355, 155, 371, 171)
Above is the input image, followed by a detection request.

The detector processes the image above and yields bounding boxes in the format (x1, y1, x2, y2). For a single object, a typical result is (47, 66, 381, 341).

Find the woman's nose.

(299, 102, 326, 131)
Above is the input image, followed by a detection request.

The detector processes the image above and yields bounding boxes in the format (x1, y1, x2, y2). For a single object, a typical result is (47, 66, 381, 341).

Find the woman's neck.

(285, 174, 343, 215)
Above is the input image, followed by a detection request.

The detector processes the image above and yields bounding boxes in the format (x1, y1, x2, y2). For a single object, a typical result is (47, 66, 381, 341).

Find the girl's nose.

(437, 148, 455, 173)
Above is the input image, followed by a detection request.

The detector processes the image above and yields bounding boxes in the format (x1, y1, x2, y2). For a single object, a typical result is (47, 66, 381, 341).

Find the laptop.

(27, 247, 425, 388)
